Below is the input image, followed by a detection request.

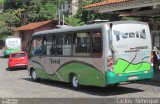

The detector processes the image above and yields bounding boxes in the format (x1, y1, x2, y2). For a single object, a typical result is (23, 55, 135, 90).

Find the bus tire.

(30, 69, 40, 82)
(70, 74, 80, 90)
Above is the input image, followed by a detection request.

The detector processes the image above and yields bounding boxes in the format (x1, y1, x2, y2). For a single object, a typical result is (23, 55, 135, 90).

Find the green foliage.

(75, 0, 110, 23)
(0, 3, 21, 38)
(0, 21, 11, 39)
(2, 12, 20, 26)
(65, 16, 85, 26)
(12, 8, 25, 19)
(122, 17, 141, 21)
(0, 0, 111, 39)
(39, 3, 56, 20)
(28, 0, 57, 22)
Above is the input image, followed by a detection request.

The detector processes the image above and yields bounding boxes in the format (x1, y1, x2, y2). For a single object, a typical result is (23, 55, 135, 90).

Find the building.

(57, 0, 87, 16)
(14, 19, 63, 52)
(83, 0, 160, 25)
(57, 0, 78, 16)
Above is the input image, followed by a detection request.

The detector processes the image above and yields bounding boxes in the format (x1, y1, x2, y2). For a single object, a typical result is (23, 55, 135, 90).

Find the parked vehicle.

(8, 52, 28, 69)
(28, 21, 153, 89)
(4, 37, 21, 57)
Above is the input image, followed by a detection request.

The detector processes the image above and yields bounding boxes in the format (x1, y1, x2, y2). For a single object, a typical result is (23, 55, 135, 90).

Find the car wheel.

(24, 66, 28, 70)
(31, 69, 40, 82)
(71, 74, 80, 89)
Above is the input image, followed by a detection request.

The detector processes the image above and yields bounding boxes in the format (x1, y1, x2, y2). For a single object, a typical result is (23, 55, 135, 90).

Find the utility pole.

(58, 11, 61, 26)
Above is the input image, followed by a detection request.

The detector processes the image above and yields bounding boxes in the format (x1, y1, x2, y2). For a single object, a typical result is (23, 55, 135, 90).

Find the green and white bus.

(4, 37, 21, 57)
(28, 21, 153, 89)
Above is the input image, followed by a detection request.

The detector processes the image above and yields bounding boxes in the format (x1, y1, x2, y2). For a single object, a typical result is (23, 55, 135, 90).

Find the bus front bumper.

(105, 67, 154, 85)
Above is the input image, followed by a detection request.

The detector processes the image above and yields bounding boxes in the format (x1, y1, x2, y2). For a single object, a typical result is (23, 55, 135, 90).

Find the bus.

(28, 21, 153, 89)
(4, 37, 21, 57)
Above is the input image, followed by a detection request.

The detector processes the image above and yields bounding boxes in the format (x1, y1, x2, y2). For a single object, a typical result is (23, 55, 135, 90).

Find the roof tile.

(83, 0, 130, 9)
(16, 20, 57, 31)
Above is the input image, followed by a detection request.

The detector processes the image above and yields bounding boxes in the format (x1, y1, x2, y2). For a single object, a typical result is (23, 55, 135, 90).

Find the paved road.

(0, 55, 160, 98)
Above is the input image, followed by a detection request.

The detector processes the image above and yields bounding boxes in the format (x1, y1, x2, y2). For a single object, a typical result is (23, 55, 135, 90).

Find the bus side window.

(50, 35, 56, 55)
(32, 37, 43, 55)
(91, 30, 102, 57)
(42, 36, 47, 55)
(73, 32, 91, 56)
(45, 35, 52, 56)
(63, 34, 72, 56)
(57, 34, 63, 55)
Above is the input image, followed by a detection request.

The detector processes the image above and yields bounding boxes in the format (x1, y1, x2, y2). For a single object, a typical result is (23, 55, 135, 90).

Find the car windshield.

(11, 53, 26, 58)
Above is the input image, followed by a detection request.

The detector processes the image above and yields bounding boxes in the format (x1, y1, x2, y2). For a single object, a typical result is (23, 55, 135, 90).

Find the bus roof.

(5, 37, 20, 40)
(32, 21, 148, 38)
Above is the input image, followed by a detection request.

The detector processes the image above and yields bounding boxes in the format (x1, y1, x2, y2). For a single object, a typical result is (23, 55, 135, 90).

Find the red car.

(8, 51, 28, 69)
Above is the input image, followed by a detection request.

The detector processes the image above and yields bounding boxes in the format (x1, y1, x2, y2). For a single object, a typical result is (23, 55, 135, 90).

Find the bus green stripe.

(113, 58, 151, 74)
(35, 62, 106, 87)
(4, 49, 21, 55)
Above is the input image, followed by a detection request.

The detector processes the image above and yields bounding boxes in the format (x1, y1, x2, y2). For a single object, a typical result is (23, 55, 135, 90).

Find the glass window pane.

(91, 30, 102, 57)
(73, 32, 91, 56)
(30, 37, 42, 55)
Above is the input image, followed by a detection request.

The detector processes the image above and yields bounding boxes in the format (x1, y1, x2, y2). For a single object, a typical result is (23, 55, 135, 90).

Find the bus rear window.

(11, 53, 26, 58)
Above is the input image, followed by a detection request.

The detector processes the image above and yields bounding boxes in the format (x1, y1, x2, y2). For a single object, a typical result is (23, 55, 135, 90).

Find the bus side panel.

(57, 61, 106, 87)
(29, 59, 61, 81)
(35, 68, 60, 81)
(32, 61, 106, 87)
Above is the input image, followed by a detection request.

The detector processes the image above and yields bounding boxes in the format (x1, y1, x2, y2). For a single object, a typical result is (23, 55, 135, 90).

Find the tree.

(65, 16, 84, 26)
(39, 3, 57, 21)
(27, 0, 57, 22)
(0, 8, 21, 39)
(0, 21, 12, 39)
(75, 0, 110, 23)
(1, 11, 20, 27)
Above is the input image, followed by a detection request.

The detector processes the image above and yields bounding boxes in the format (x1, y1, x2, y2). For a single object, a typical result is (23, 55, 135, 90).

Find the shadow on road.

(22, 78, 144, 97)
(134, 70, 160, 87)
(0, 56, 8, 59)
(6, 68, 27, 71)
(135, 80, 160, 87)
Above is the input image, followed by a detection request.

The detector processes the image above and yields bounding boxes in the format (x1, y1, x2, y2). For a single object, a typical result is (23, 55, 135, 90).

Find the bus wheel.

(71, 74, 80, 89)
(31, 69, 40, 82)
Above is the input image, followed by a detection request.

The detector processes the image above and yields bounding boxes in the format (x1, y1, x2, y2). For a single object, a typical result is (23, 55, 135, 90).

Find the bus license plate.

(128, 76, 138, 80)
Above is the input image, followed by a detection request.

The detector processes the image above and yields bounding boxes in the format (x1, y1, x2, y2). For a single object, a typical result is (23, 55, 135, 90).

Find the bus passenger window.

(63, 34, 72, 56)
(73, 32, 91, 56)
(45, 35, 52, 55)
(42, 36, 47, 55)
(50, 35, 56, 55)
(91, 30, 102, 57)
(57, 34, 63, 55)
(30, 37, 43, 55)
